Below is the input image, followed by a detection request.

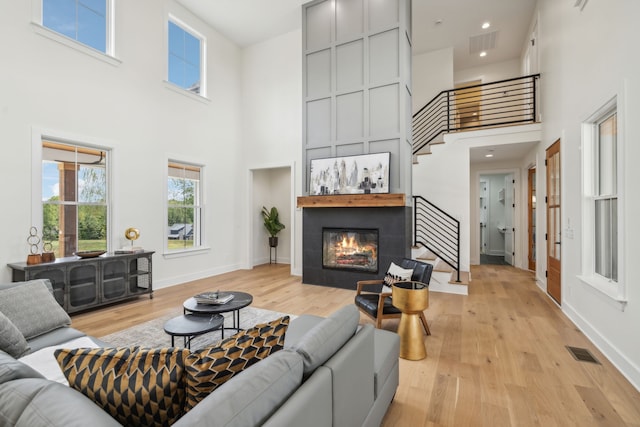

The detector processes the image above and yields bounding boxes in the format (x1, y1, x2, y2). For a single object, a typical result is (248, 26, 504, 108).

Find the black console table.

(8, 251, 153, 314)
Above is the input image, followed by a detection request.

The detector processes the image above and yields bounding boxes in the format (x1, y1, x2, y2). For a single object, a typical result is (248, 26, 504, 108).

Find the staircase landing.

(412, 247, 469, 295)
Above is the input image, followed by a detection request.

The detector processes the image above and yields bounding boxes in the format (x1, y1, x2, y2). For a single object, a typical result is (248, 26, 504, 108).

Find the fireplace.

(302, 205, 411, 290)
(322, 228, 378, 273)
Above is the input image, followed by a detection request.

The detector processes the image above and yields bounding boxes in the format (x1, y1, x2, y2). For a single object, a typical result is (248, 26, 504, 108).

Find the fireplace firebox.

(323, 228, 378, 273)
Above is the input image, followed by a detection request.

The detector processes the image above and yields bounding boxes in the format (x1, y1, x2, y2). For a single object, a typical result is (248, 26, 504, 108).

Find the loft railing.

(413, 195, 460, 282)
(412, 74, 541, 155)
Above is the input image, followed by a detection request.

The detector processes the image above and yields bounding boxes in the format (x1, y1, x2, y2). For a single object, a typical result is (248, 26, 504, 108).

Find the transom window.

(42, 0, 109, 53)
(168, 19, 204, 95)
(42, 141, 109, 258)
(167, 161, 203, 252)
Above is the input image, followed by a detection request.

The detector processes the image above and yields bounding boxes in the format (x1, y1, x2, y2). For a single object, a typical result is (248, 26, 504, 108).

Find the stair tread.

(433, 258, 454, 272)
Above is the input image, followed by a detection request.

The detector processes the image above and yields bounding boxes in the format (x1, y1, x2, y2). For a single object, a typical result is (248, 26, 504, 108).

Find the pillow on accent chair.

(0, 279, 70, 340)
(382, 262, 414, 288)
(184, 316, 290, 411)
(55, 347, 190, 427)
(0, 311, 30, 358)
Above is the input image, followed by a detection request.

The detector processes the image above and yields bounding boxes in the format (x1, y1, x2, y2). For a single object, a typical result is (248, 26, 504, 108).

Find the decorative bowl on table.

(73, 250, 107, 258)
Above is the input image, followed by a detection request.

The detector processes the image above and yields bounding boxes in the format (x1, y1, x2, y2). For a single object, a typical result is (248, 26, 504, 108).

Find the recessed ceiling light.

(479, 51, 487, 57)
(435, 18, 443, 25)
(485, 153, 494, 158)
(482, 22, 491, 29)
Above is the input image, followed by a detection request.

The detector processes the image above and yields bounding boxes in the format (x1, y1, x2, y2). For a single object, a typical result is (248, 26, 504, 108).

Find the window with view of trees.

(42, 0, 109, 53)
(42, 141, 109, 258)
(167, 161, 202, 251)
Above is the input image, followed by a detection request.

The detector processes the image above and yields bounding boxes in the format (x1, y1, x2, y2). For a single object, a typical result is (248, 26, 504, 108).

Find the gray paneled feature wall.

(302, 0, 413, 201)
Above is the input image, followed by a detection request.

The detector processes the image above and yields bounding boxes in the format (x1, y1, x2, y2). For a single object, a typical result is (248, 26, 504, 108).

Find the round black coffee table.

(183, 291, 253, 339)
(163, 313, 224, 349)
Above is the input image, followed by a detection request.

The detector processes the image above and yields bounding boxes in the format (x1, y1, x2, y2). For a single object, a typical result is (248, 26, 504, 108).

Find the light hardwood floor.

(72, 264, 640, 426)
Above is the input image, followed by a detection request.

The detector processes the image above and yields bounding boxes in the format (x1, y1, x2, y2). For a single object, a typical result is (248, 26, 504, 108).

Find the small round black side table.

(183, 291, 253, 339)
(163, 313, 224, 349)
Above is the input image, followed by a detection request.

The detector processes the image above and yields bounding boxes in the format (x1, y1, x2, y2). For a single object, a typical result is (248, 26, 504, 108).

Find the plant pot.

(269, 237, 279, 247)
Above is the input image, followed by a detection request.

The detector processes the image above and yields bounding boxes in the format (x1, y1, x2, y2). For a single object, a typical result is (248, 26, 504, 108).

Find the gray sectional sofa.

(0, 279, 400, 426)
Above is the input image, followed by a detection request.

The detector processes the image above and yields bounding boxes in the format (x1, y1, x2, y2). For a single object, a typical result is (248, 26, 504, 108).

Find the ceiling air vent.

(469, 31, 498, 54)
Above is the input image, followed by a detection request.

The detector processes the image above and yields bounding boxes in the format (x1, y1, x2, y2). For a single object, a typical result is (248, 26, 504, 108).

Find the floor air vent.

(566, 346, 601, 364)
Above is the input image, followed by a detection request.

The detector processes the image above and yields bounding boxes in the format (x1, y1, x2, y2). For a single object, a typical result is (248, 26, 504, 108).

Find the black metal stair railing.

(413, 195, 460, 282)
(412, 74, 541, 155)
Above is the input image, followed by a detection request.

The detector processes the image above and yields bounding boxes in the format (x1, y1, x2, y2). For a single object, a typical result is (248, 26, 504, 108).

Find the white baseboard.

(153, 263, 243, 290)
(563, 302, 640, 392)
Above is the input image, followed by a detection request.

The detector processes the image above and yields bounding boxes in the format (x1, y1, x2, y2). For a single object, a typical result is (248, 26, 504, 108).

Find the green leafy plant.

(261, 206, 285, 238)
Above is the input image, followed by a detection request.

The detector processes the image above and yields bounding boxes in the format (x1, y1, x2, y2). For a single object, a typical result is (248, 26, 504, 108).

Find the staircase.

(412, 74, 540, 156)
(412, 196, 469, 294)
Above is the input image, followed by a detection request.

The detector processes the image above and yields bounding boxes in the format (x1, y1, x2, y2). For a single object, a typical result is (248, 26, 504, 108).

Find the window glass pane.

(78, 164, 106, 203)
(595, 198, 617, 280)
(185, 32, 200, 67)
(168, 20, 201, 92)
(167, 162, 201, 251)
(80, 0, 105, 15)
(42, 202, 60, 257)
(598, 113, 617, 196)
(168, 22, 184, 57)
(77, 204, 107, 251)
(43, 0, 76, 39)
(43, 0, 107, 53)
(78, 5, 106, 52)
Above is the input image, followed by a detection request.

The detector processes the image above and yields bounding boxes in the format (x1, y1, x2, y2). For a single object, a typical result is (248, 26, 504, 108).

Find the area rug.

(99, 306, 295, 350)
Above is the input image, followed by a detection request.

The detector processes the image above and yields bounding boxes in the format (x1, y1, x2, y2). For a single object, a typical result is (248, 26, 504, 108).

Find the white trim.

(31, 0, 119, 66)
(166, 14, 208, 99)
(163, 155, 207, 256)
(564, 301, 639, 391)
(163, 81, 211, 104)
(31, 126, 115, 253)
(580, 89, 625, 304)
(246, 161, 297, 276)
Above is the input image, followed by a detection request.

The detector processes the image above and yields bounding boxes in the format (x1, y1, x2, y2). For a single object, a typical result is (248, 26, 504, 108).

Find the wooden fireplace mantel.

(297, 193, 405, 208)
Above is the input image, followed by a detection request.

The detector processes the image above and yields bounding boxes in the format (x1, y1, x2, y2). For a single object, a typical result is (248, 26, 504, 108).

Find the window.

(580, 96, 623, 303)
(168, 19, 204, 95)
(593, 111, 617, 282)
(167, 161, 203, 252)
(41, 141, 109, 258)
(42, 0, 109, 53)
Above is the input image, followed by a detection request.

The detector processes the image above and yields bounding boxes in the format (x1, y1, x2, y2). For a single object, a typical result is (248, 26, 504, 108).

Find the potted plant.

(261, 206, 285, 247)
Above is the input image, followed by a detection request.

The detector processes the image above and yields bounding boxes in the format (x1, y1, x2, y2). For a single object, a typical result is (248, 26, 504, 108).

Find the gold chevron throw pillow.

(55, 347, 190, 427)
(184, 315, 290, 411)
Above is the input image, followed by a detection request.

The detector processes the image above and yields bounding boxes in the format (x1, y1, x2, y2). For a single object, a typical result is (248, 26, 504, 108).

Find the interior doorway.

(479, 172, 514, 266)
(248, 165, 293, 272)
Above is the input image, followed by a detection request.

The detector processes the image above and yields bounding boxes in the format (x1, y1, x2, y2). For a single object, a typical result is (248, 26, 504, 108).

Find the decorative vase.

(269, 237, 278, 248)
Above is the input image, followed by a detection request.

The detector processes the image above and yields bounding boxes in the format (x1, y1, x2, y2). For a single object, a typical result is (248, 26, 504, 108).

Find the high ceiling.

(176, 0, 537, 70)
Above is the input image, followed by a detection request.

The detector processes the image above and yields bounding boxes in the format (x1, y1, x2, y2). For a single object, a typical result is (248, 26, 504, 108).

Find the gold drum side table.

(392, 281, 429, 360)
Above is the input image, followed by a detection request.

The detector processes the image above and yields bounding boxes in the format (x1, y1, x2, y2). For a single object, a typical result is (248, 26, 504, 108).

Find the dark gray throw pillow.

(0, 311, 30, 358)
(0, 279, 71, 340)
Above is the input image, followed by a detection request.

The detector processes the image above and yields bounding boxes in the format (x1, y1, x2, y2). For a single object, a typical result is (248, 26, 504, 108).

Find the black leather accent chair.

(354, 258, 433, 334)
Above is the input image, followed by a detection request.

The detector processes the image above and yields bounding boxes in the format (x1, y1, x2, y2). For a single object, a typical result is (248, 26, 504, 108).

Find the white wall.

(241, 29, 302, 275)
(533, 0, 640, 389)
(454, 59, 521, 85)
(0, 1, 245, 288)
(412, 48, 454, 113)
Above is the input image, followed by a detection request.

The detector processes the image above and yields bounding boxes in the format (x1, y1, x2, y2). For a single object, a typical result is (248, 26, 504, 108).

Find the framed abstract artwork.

(309, 152, 390, 195)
